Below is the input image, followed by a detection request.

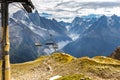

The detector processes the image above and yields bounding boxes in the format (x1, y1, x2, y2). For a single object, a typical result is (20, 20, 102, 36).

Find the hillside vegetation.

(0, 52, 120, 80)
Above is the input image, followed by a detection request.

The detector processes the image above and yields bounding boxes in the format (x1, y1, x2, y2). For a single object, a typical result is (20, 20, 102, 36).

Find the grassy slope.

(0, 52, 120, 80)
(55, 57, 120, 80)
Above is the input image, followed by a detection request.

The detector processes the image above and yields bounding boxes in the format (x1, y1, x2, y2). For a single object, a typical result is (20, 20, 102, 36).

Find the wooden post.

(0, 0, 34, 80)
(1, 1, 11, 80)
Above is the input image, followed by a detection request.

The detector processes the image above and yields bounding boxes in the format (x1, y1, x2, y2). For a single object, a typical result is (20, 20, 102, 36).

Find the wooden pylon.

(0, 0, 34, 80)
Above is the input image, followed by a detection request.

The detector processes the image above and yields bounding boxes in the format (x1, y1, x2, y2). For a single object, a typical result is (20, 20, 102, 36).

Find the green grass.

(92, 56, 120, 64)
(53, 56, 120, 80)
(0, 53, 120, 80)
(0, 56, 45, 80)
(51, 52, 74, 63)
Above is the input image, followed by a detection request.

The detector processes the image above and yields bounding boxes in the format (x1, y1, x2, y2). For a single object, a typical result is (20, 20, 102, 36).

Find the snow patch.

(49, 30, 58, 36)
(58, 40, 70, 49)
(44, 48, 52, 55)
(86, 24, 92, 29)
(66, 25, 70, 31)
(69, 33, 79, 41)
(49, 75, 62, 80)
(29, 23, 35, 30)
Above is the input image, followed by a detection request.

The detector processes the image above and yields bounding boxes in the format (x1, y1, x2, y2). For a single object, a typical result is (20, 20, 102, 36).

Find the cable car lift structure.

(34, 21, 58, 52)
(0, 0, 34, 80)
(45, 34, 58, 51)
(34, 11, 58, 52)
(35, 32, 58, 52)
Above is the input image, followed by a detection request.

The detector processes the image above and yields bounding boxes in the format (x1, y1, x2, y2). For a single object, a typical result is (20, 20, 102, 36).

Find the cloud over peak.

(10, 0, 120, 22)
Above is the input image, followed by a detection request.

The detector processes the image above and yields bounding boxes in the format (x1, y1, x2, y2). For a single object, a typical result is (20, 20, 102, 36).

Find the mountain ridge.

(3, 10, 72, 63)
(0, 52, 120, 80)
(1, 11, 120, 63)
(63, 15, 120, 57)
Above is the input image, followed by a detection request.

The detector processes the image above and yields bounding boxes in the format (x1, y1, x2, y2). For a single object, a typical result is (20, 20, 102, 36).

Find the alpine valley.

(0, 9, 120, 63)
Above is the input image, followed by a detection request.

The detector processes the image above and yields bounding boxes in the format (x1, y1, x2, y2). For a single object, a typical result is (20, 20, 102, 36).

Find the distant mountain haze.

(8, 10, 71, 63)
(0, 9, 120, 63)
(63, 15, 120, 57)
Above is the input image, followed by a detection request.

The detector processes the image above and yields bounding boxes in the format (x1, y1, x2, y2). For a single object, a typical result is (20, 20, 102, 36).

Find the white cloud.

(9, 0, 120, 22)
(30, 0, 120, 22)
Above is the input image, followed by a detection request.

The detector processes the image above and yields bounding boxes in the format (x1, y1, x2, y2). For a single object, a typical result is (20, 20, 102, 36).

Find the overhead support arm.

(21, 1, 34, 13)
(0, 0, 34, 13)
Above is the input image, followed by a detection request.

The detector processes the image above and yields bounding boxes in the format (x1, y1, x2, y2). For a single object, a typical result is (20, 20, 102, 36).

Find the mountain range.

(1, 9, 120, 63)
(1, 10, 71, 63)
(63, 15, 120, 57)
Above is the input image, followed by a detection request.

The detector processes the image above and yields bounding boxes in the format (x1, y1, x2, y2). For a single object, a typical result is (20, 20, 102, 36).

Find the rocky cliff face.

(110, 46, 120, 60)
